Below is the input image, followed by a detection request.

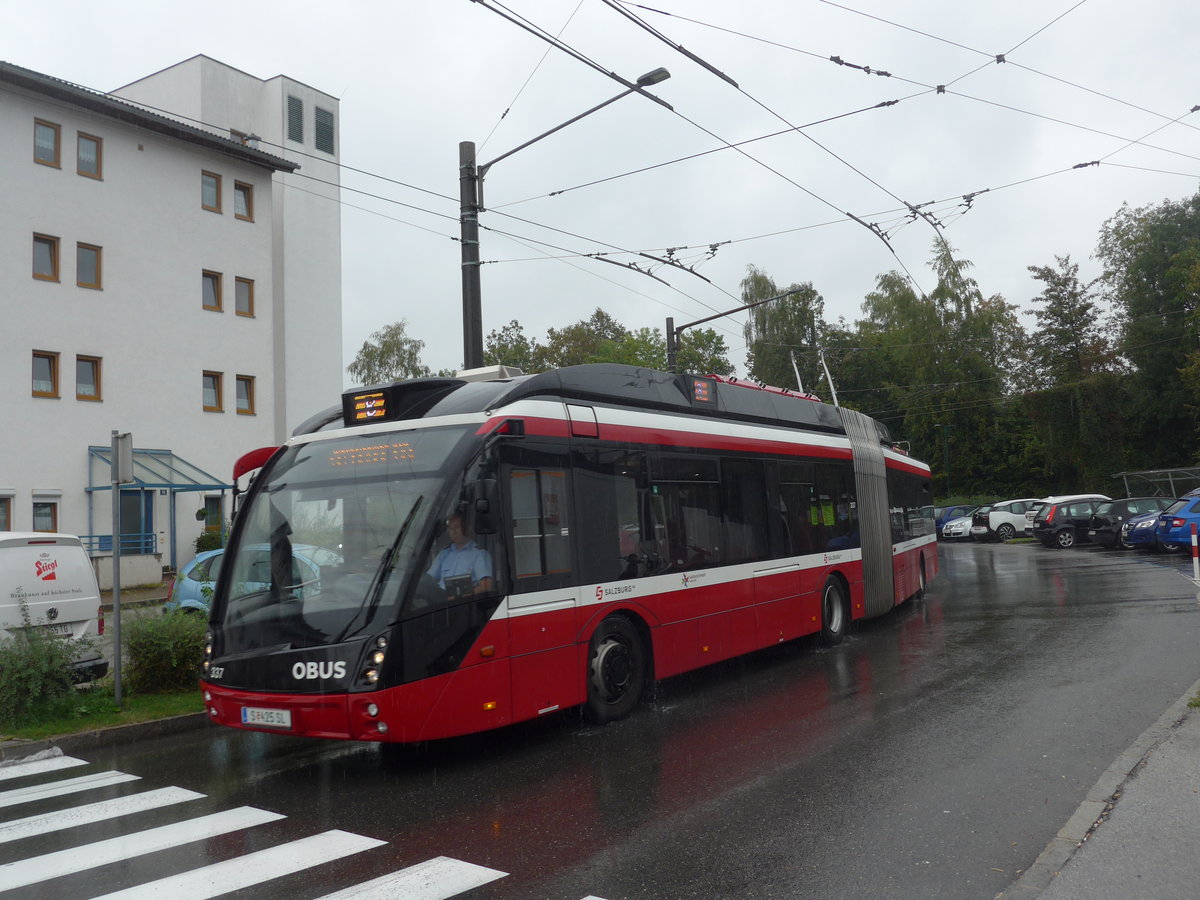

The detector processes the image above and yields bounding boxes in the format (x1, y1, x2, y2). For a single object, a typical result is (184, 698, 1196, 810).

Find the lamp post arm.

(480, 90, 633, 178)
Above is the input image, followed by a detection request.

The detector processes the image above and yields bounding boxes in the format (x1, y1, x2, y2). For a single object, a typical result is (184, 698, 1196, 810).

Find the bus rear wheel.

(820, 577, 848, 647)
(585, 616, 646, 724)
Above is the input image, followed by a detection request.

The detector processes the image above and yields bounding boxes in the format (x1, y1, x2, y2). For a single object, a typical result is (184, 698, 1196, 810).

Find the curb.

(998, 678, 1200, 899)
(0, 712, 209, 763)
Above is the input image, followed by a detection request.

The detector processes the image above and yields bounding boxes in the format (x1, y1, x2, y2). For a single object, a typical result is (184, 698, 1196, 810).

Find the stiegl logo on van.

(35, 554, 58, 581)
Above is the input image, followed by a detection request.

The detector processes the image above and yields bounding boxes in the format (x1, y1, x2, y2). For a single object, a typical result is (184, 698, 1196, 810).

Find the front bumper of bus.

(201, 656, 515, 743)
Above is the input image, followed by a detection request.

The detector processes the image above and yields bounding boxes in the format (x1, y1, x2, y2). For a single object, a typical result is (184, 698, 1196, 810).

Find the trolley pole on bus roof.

(459, 68, 672, 370)
(666, 288, 801, 374)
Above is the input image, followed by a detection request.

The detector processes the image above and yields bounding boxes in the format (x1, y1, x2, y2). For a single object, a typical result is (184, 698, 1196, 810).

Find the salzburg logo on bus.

(35, 555, 58, 581)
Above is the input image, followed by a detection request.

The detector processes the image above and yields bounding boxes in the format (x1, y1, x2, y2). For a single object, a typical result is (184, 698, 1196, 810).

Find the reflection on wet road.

(7, 543, 1199, 898)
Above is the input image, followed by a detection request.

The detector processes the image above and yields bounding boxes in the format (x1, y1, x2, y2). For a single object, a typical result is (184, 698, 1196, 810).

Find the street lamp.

(459, 67, 671, 370)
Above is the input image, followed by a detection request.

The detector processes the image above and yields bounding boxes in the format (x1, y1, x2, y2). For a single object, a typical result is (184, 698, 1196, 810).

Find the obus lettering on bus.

(292, 661, 347, 680)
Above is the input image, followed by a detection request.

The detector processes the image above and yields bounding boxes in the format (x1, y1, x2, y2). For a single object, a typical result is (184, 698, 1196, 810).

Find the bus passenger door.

(500, 441, 584, 721)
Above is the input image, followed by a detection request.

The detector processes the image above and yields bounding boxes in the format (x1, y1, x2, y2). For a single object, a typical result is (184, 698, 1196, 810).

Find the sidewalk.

(99, 582, 170, 613)
(1002, 679, 1200, 899)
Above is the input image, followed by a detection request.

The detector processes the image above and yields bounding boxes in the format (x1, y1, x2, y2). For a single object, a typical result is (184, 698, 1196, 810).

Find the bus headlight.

(203, 631, 213, 674)
(364, 669, 380, 684)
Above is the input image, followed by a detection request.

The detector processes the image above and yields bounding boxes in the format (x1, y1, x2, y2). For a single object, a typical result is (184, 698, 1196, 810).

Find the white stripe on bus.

(89, 830, 386, 900)
(0, 770, 139, 810)
(497, 548, 866, 621)
(0, 754, 87, 781)
(0, 787, 204, 844)
(312, 855, 507, 900)
(0, 806, 284, 892)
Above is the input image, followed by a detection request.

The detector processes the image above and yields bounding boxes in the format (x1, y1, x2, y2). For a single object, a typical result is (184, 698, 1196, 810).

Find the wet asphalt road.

(8, 541, 1200, 899)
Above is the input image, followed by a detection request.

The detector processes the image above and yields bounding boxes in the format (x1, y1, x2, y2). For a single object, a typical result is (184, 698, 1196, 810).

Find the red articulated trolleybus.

(200, 364, 936, 743)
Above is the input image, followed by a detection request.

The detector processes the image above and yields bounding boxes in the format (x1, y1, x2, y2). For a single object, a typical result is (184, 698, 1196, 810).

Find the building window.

(236, 375, 256, 415)
(315, 107, 335, 154)
(32, 501, 58, 533)
(202, 270, 222, 311)
(0, 497, 10, 532)
(201, 170, 221, 212)
(34, 119, 60, 167)
(203, 496, 223, 532)
(287, 95, 304, 143)
(77, 133, 102, 178)
(235, 277, 254, 317)
(203, 371, 223, 412)
(76, 355, 102, 401)
(234, 181, 253, 221)
(77, 243, 102, 289)
(33, 234, 59, 281)
(32, 351, 59, 398)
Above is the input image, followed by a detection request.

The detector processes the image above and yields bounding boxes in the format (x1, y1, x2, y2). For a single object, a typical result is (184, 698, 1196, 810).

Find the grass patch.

(1189, 693, 1200, 710)
(0, 679, 202, 742)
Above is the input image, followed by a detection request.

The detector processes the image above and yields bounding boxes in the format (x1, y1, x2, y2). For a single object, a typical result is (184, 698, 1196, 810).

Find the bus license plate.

(241, 706, 292, 729)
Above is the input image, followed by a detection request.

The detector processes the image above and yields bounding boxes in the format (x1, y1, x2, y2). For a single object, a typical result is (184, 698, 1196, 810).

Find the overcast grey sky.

(10, 1, 1200, 381)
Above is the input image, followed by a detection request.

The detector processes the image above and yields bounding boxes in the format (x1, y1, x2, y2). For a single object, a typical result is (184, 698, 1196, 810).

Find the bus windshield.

(216, 426, 474, 653)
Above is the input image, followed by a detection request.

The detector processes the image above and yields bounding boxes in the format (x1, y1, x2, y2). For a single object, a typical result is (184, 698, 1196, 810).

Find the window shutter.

(315, 107, 335, 154)
(287, 96, 304, 143)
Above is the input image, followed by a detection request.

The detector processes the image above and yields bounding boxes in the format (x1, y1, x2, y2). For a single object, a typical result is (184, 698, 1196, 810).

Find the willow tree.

(741, 265, 828, 392)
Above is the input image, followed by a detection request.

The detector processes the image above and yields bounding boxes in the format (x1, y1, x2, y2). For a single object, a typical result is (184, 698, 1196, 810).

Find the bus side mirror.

(471, 478, 499, 535)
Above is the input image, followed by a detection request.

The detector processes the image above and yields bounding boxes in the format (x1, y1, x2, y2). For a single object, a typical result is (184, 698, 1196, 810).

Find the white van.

(0, 532, 108, 680)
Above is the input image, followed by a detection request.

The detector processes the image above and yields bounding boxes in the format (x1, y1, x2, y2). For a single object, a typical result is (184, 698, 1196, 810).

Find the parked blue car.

(1120, 511, 1163, 551)
(164, 544, 339, 614)
(1153, 491, 1200, 552)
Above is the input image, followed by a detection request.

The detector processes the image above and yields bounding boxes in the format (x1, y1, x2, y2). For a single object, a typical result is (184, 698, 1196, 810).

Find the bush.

(0, 602, 95, 728)
(194, 529, 225, 553)
(124, 611, 208, 693)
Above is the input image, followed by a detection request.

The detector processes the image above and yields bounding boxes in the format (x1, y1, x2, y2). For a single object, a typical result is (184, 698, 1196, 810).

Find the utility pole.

(459, 142, 483, 370)
(459, 69, 671, 371)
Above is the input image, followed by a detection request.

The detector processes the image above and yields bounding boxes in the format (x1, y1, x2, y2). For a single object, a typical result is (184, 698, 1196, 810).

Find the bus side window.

(573, 448, 665, 582)
(649, 453, 721, 571)
(779, 461, 817, 556)
(506, 463, 573, 592)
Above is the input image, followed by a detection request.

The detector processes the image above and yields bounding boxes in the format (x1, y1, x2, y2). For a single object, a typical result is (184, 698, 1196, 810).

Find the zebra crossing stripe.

(0, 786, 205, 844)
(0, 770, 139, 810)
(312, 855, 508, 900)
(88, 829, 387, 900)
(0, 806, 284, 892)
(0, 755, 87, 781)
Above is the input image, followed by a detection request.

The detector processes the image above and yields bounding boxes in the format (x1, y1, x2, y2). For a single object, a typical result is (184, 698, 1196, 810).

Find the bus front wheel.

(585, 616, 646, 723)
(820, 577, 849, 647)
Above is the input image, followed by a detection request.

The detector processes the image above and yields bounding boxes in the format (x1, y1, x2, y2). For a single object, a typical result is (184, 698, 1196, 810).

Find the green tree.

(347, 320, 433, 385)
(1025, 255, 1111, 388)
(539, 309, 629, 369)
(483, 320, 542, 373)
(1097, 193, 1200, 462)
(741, 265, 827, 392)
(676, 328, 735, 376)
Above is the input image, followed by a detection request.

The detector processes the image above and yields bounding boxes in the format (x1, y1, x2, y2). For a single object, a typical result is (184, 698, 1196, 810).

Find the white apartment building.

(0, 57, 342, 586)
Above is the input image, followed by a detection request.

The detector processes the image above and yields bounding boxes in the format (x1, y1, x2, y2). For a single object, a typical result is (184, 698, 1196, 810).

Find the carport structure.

(1111, 467, 1200, 499)
(87, 445, 231, 574)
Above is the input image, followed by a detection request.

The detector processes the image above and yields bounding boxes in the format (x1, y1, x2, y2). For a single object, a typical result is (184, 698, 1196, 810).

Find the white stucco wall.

(117, 56, 344, 437)
(1, 76, 282, 578)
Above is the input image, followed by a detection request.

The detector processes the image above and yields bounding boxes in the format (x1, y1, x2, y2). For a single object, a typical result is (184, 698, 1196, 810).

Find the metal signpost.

(110, 430, 133, 704)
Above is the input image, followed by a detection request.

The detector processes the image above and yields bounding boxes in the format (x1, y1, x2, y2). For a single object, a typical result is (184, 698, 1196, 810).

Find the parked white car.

(971, 498, 1042, 542)
(941, 515, 974, 541)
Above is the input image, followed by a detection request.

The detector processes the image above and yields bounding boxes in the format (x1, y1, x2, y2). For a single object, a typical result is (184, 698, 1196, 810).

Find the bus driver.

(427, 512, 494, 597)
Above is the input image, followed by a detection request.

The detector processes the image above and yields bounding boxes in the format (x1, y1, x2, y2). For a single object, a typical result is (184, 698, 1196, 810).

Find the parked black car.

(1031, 495, 1110, 548)
(1089, 497, 1173, 549)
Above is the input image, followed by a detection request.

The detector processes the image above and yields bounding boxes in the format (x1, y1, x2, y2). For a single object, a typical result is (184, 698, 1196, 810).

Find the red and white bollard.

(1192, 523, 1198, 584)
